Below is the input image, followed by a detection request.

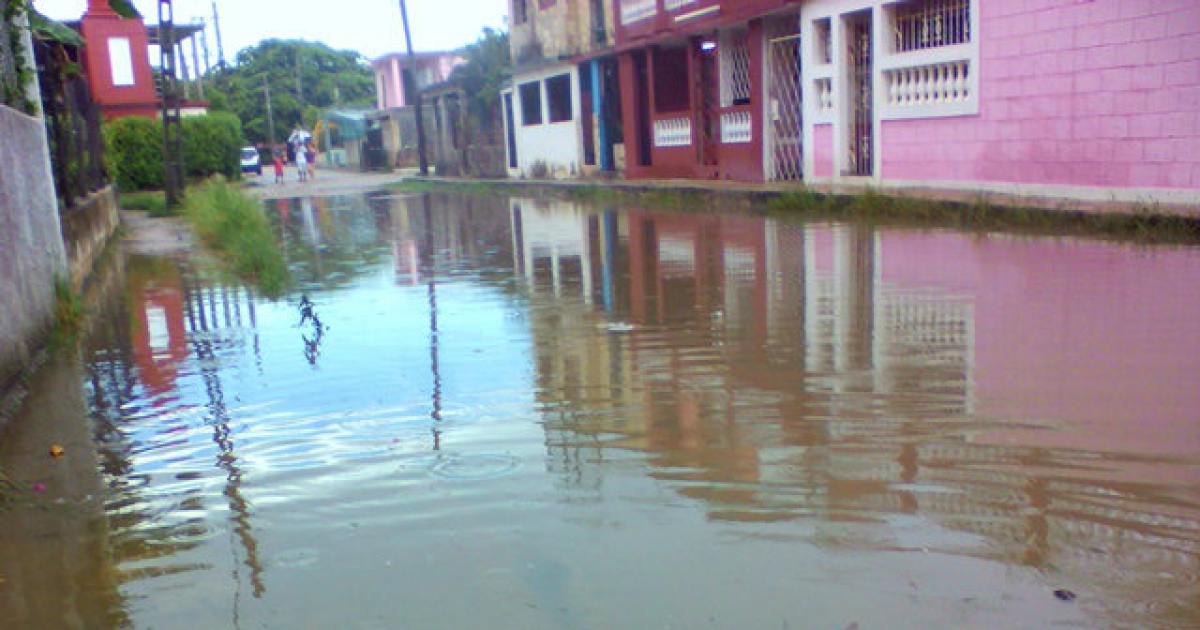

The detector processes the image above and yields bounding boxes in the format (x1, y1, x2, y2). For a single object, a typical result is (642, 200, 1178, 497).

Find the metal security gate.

(848, 12, 873, 176)
(766, 17, 803, 181)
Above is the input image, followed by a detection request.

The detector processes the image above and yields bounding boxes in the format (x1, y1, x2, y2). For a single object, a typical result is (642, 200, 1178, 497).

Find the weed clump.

(183, 177, 288, 297)
(48, 277, 84, 349)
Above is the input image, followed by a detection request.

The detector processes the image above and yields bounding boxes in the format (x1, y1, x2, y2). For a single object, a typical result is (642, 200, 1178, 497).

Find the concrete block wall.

(0, 105, 68, 391)
(880, 0, 1200, 192)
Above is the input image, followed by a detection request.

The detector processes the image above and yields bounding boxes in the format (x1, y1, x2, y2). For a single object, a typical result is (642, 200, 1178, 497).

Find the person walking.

(295, 144, 308, 182)
(306, 141, 317, 181)
(273, 149, 285, 184)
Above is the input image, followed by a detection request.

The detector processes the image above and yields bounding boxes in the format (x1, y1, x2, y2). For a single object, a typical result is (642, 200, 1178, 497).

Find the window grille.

(894, 0, 970, 52)
(719, 29, 751, 107)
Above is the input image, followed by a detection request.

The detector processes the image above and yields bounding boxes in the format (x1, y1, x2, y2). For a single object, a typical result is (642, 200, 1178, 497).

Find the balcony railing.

(653, 117, 692, 147)
(720, 110, 752, 144)
(884, 59, 971, 107)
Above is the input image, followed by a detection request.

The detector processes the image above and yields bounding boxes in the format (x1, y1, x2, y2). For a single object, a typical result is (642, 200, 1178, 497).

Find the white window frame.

(108, 37, 135, 87)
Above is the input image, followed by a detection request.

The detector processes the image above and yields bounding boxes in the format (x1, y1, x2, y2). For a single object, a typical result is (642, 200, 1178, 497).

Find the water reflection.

(3, 190, 1196, 629)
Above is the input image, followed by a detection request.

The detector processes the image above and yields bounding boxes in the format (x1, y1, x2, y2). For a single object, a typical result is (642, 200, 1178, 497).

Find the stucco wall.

(879, 0, 1200, 191)
(510, 65, 585, 179)
(0, 105, 68, 391)
(60, 187, 120, 293)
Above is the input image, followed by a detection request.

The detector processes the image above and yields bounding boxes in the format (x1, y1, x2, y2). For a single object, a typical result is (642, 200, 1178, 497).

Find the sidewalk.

(245, 164, 1199, 219)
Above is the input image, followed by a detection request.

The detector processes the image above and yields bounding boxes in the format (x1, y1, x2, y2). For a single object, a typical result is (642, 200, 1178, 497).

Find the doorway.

(846, 11, 873, 176)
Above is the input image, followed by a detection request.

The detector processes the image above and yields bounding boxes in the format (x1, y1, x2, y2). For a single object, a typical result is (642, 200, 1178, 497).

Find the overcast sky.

(32, 0, 509, 62)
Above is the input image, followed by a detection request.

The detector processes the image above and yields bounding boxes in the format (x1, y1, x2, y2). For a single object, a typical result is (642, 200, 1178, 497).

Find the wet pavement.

(2, 187, 1199, 629)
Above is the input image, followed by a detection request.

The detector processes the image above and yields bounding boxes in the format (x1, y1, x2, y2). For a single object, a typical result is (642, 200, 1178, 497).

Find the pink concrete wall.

(813, 124, 834, 177)
(880, 0, 1200, 190)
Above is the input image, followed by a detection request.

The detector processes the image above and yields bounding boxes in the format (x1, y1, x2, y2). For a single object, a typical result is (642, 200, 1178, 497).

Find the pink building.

(800, 0, 1199, 202)
(515, 1, 1200, 203)
(370, 51, 464, 110)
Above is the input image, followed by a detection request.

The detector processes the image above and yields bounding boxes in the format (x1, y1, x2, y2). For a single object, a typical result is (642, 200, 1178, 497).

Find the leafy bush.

(105, 113, 245, 191)
(103, 116, 163, 191)
(183, 112, 243, 179)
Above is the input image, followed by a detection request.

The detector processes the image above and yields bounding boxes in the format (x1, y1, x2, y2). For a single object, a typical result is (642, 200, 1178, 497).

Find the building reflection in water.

(508, 195, 1200, 623)
(38, 191, 1197, 628)
(84, 255, 267, 622)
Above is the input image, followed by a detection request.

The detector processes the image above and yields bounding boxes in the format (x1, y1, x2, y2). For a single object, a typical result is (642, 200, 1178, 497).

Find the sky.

(32, 0, 509, 62)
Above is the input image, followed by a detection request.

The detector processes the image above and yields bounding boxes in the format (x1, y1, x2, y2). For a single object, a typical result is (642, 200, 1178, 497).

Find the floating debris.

(1053, 588, 1077, 602)
(274, 548, 320, 569)
(49, 445, 65, 458)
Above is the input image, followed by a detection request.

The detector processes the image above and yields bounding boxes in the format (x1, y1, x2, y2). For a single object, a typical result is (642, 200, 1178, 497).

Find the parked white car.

(240, 146, 262, 176)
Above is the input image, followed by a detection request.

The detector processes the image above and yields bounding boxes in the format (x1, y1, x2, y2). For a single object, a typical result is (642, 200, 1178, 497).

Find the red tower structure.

(78, 0, 159, 120)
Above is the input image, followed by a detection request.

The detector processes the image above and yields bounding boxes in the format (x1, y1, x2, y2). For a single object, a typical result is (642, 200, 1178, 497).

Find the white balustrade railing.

(720, 111, 752, 144)
(620, 0, 657, 25)
(884, 60, 970, 106)
(815, 78, 833, 113)
(654, 117, 692, 147)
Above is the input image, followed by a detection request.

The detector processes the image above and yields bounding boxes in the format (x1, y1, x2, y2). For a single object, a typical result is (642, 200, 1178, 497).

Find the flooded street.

(2, 189, 1199, 629)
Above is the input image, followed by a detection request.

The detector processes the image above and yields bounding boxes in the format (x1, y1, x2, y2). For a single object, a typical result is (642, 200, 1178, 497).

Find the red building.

(77, 0, 160, 120)
(614, 0, 803, 182)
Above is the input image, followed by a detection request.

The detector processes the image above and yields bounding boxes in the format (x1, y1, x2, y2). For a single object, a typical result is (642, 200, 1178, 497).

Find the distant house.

(500, 0, 620, 179)
(501, 0, 1199, 203)
(366, 51, 463, 168)
(69, 0, 208, 121)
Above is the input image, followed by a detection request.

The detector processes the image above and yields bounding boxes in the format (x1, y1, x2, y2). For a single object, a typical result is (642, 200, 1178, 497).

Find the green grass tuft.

(48, 277, 85, 349)
(183, 177, 288, 297)
(119, 190, 171, 216)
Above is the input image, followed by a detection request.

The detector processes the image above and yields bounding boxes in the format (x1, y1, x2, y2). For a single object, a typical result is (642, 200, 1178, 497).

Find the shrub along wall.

(103, 112, 244, 191)
(103, 116, 162, 191)
(183, 112, 241, 179)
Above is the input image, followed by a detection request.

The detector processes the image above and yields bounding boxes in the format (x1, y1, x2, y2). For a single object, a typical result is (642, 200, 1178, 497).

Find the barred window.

(719, 29, 752, 107)
(894, 0, 970, 53)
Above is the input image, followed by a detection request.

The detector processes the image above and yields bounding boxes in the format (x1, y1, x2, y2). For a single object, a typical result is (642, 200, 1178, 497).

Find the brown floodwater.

(2, 190, 1198, 629)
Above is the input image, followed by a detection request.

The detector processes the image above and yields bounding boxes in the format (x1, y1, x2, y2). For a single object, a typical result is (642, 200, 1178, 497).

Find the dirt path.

(120, 210, 194, 256)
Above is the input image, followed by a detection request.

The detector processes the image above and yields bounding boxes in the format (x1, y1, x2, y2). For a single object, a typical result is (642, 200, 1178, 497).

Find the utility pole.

(211, 1, 226, 69)
(159, 0, 184, 206)
(399, 0, 428, 175)
(263, 78, 276, 150)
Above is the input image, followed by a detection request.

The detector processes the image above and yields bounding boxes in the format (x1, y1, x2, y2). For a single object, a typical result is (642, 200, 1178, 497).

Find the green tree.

(448, 28, 510, 142)
(207, 40, 374, 146)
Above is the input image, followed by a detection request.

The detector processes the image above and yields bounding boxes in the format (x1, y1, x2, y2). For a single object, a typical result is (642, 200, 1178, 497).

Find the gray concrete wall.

(60, 186, 120, 293)
(0, 104, 68, 392)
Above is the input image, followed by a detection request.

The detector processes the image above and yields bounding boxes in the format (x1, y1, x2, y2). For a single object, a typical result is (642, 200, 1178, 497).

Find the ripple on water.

(273, 548, 320, 568)
(416, 453, 521, 481)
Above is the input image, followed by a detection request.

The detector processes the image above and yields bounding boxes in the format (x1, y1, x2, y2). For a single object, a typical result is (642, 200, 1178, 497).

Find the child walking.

(273, 150, 285, 184)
